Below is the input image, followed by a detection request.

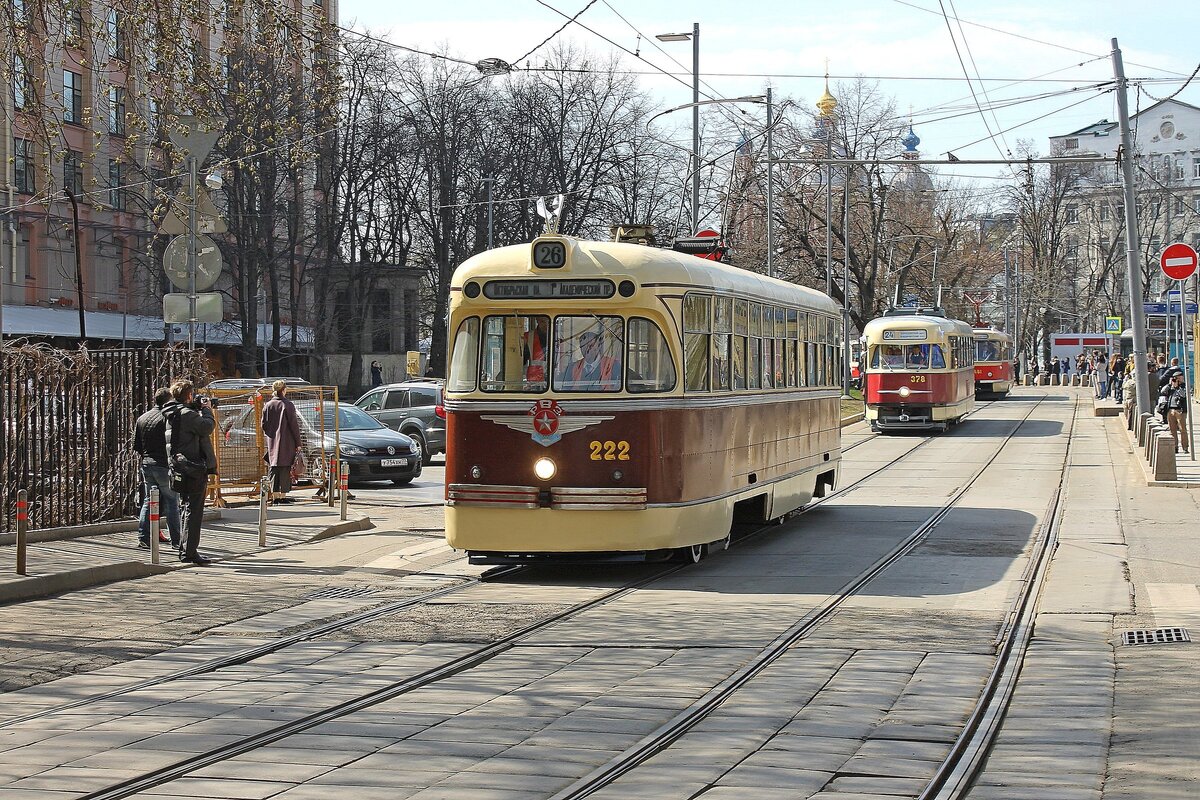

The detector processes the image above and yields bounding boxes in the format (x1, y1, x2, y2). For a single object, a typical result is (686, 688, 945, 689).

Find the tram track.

(545, 393, 1054, 799)
(8, 395, 1042, 800)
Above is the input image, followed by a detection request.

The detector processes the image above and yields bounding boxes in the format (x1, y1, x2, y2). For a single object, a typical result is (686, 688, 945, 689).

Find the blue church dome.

(902, 126, 920, 152)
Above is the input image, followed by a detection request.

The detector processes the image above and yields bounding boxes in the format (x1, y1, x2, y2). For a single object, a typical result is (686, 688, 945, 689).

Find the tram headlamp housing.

(463, 281, 481, 298)
(534, 457, 556, 481)
(470, 465, 482, 480)
(898, 385, 911, 398)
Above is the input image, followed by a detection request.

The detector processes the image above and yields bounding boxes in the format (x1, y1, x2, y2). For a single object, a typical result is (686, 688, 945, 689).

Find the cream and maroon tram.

(444, 234, 844, 563)
(972, 327, 1014, 397)
(863, 309, 975, 432)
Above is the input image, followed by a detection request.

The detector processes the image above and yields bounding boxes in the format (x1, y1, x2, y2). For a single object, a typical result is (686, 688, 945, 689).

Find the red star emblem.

(533, 407, 559, 435)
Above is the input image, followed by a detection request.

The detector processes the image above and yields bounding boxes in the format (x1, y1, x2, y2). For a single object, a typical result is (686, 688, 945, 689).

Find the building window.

(1151, 199, 1162, 217)
(1099, 203, 1109, 223)
(1063, 138, 1079, 150)
(1175, 160, 1186, 181)
(14, 139, 33, 194)
(13, 55, 30, 109)
(63, 150, 84, 196)
(1065, 204, 1078, 224)
(1176, 196, 1185, 216)
(64, 70, 83, 124)
(108, 87, 126, 136)
(1194, 157, 1200, 179)
(106, 11, 127, 60)
(67, 3, 85, 43)
(1066, 238, 1079, 261)
(108, 160, 126, 210)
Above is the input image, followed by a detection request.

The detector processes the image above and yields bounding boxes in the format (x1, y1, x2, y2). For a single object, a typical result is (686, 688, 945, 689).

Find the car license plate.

(381, 458, 409, 468)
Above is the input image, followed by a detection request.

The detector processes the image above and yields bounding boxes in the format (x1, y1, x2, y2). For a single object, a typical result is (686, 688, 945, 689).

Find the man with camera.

(166, 379, 216, 565)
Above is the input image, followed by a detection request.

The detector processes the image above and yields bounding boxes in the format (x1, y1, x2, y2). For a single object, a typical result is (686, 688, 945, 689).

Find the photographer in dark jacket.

(133, 387, 181, 549)
(167, 380, 215, 565)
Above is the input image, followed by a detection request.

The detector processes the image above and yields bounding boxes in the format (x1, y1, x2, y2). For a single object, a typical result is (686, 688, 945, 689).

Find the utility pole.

(825, 163, 832, 295)
(691, 22, 700, 234)
(765, 87, 774, 279)
(1112, 38, 1151, 416)
(187, 154, 198, 348)
(842, 160, 851, 398)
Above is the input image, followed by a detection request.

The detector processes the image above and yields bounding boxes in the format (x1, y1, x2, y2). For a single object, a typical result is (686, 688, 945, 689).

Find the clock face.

(1160, 121, 1175, 138)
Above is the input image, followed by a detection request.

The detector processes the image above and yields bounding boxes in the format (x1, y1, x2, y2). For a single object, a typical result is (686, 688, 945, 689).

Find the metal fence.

(1, 343, 210, 533)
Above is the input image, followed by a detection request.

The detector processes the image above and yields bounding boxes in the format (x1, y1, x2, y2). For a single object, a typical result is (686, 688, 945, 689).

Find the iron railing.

(1, 343, 210, 533)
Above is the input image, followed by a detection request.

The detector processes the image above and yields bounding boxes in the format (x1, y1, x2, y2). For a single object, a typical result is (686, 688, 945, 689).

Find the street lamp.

(656, 24, 699, 234)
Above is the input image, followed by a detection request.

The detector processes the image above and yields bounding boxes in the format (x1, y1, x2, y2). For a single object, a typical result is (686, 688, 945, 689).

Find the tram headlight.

(470, 465, 482, 480)
(898, 385, 911, 398)
(534, 457, 557, 481)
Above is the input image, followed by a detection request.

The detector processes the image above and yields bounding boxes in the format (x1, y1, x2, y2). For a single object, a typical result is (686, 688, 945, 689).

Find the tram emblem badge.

(481, 400, 613, 447)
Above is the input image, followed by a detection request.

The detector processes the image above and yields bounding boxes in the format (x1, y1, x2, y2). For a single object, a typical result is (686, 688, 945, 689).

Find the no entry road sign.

(1160, 242, 1198, 281)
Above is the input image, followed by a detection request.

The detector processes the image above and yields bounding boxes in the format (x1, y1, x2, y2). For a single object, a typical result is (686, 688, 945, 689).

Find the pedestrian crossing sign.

(1105, 316, 1122, 333)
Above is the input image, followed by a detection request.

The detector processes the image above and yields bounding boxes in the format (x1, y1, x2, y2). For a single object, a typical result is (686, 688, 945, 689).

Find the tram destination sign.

(882, 329, 928, 341)
(483, 279, 616, 300)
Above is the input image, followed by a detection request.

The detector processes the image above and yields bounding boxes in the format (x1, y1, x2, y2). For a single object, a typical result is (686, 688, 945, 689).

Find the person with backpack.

(1161, 372, 1190, 453)
(166, 380, 215, 565)
(132, 387, 181, 550)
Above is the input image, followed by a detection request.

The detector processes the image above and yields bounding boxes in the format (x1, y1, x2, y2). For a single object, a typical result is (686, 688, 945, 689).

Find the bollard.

(149, 488, 160, 565)
(258, 476, 268, 547)
(340, 462, 349, 521)
(15, 489, 28, 576)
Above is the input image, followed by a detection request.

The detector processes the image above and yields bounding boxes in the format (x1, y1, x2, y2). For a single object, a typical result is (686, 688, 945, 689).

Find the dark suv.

(354, 381, 445, 465)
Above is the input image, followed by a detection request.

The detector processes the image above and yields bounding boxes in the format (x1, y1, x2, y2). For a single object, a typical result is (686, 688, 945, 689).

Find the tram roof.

(862, 312, 974, 339)
(452, 238, 840, 314)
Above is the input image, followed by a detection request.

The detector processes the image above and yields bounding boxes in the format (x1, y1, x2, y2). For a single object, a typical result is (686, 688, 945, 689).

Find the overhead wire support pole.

(187, 154, 198, 349)
(765, 87, 774, 279)
(1111, 37, 1151, 417)
(842, 160, 851, 399)
(691, 22, 700, 234)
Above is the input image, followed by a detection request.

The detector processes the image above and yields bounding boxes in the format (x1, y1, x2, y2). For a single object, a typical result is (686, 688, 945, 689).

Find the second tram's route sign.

(532, 239, 568, 269)
(882, 329, 928, 341)
(483, 280, 616, 300)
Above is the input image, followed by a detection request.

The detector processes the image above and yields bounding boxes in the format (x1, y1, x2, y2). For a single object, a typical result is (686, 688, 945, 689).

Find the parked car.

(220, 401, 422, 486)
(354, 381, 445, 465)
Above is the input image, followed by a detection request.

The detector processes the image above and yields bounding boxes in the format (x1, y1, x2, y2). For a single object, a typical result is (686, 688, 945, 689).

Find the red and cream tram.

(444, 234, 844, 563)
(862, 308, 975, 432)
(972, 327, 1014, 397)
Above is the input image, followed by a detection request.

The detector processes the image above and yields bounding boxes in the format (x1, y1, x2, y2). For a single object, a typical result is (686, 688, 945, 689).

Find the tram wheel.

(676, 543, 708, 563)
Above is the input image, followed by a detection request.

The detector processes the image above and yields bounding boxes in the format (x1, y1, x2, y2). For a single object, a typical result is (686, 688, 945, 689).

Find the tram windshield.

(553, 316, 624, 392)
(871, 343, 945, 370)
(975, 340, 999, 361)
(480, 315, 550, 393)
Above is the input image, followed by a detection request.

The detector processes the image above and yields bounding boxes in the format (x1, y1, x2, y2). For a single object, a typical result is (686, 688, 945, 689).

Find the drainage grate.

(1121, 627, 1191, 646)
(304, 586, 377, 601)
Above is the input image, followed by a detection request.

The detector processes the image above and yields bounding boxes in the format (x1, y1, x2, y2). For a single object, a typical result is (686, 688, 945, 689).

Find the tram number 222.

(589, 440, 631, 461)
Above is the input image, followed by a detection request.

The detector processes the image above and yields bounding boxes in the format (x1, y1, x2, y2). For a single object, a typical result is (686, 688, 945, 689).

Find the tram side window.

(796, 312, 808, 387)
(762, 338, 774, 389)
(732, 335, 747, 390)
(626, 318, 676, 393)
(712, 297, 732, 391)
(683, 293, 711, 392)
(448, 317, 480, 392)
(553, 315, 624, 392)
(749, 303, 762, 389)
(481, 315, 550, 392)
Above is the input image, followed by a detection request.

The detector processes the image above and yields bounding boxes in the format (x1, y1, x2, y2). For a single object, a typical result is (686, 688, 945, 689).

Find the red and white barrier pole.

(149, 488, 160, 565)
(339, 462, 349, 521)
(15, 489, 28, 575)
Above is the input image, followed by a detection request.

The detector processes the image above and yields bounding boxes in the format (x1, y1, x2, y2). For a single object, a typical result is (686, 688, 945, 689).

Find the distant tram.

(443, 233, 844, 563)
(862, 308, 975, 432)
(972, 327, 1014, 397)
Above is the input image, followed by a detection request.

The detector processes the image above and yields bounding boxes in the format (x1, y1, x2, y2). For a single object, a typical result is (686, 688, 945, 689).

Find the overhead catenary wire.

(936, 0, 1007, 159)
(512, 0, 601, 66)
(946, 0, 1011, 156)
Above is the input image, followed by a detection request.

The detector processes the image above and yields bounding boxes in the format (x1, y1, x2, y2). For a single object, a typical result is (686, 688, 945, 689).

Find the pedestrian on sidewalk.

(261, 380, 302, 505)
(133, 387, 181, 550)
(167, 380, 216, 566)
(1161, 372, 1190, 453)
(1159, 357, 1183, 389)
(370, 361, 383, 388)
(1094, 352, 1109, 399)
(1111, 353, 1126, 404)
(1061, 357, 1071, 382)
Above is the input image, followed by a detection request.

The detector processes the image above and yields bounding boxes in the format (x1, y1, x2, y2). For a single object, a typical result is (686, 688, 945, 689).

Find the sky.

(336, 0, 1199, 193)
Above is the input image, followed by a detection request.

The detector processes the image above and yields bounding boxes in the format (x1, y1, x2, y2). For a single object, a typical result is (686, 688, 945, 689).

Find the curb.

(841, 412, 866, 426)
(0, 562, 172, 605)
(0, 513, 371, 606)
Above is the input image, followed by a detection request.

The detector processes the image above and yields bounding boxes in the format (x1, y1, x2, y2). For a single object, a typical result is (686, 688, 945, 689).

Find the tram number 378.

(589, 440, 632, 461)
(910, 375, 926, 383)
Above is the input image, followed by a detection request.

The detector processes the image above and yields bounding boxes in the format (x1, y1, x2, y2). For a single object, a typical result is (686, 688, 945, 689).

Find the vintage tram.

(862, 308, 976, 432)
(972, 327, 1014, 397)
(443, 234, 844, 563)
